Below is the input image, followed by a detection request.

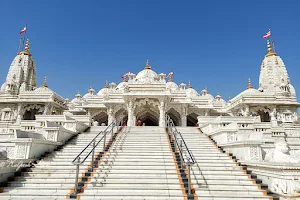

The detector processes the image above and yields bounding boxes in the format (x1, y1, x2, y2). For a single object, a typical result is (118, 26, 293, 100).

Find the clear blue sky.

(0, 0, 300, 100)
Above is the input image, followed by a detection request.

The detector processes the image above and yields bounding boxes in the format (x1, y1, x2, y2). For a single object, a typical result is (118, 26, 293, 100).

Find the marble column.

(126, 99, 135, 127)
(181, 115, 187, 127)
(107, 106, 114, 125)
(181, 105, 187, 127)
(159, 101, 166, 127)
(270, 107, 278, 127)
(16, 103, 23, 123)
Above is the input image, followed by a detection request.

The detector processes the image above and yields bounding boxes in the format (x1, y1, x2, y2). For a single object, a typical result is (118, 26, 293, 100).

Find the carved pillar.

(43, 103, 52, 115)
(159, 101, 166, 127)
(270, 106, 278, 127)
(126, 98, 136, 127)
(107, 106, 114, 125)
(181, 105, 187, 127)
(16, 104, 23, 123)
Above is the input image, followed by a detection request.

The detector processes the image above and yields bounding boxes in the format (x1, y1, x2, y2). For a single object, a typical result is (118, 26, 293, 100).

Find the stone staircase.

(177, 127, 275, 200)
(78, 126, 186, 200)
(0, 126, 110, 200)
(0, 126, 278, 200)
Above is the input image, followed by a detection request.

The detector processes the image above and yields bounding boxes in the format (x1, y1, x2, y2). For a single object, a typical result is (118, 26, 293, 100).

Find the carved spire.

(266, 40, 276, 57)
(104, 80, 109, 88)
(42, 76, 48, 88)
(188, 80, 193, 88)
(145, 59, 151, 70)
(247, 78, 253, 89)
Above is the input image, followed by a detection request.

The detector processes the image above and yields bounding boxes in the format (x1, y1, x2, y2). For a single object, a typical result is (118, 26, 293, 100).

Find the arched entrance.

(258, 111, 271, 122)
(166, 108, 180, 126)
(93, 111, 108, 126)
(187, 113, 198, 126)
(23, 105, 43, 120)
(135, 104, 159, 126)
(115, 108, 128, 125)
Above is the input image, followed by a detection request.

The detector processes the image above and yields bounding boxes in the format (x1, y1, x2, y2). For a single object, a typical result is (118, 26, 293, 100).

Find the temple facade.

(0, 40, 298, 130)
(1, 39, 300, 198)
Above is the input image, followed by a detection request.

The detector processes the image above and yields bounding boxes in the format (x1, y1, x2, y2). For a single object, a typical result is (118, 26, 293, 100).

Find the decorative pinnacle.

(168, 76, 173, 82)
(247, 78, 253, 89)
(188, 80, 192, 88)
(145, 59, 151, 70)
(25, 39, 30, 52)
(42, 76, 48, 87)
(89, 85, 95, 93)
(104, 80, 109, 88)
(266, 40, 276, 57)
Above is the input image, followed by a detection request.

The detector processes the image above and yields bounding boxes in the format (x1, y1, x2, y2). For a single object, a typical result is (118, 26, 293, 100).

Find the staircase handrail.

(166, 115, 195, 165)
(165, 115, 194, 195)
(71, 120, 117, 165)
(71, 120, 118, 195)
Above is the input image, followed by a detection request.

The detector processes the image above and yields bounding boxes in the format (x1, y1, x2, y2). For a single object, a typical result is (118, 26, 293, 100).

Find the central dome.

(135, 68, 159, 84)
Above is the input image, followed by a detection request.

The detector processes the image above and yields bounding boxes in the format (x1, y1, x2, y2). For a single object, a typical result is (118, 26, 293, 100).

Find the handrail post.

(103, 132, 106, 151)
(187, 161, 193, 196)
(74, 157, 80, 194)
(91, 139, 95, 171)
(111, 122, 114, 138)
(180, 140, 183, 169)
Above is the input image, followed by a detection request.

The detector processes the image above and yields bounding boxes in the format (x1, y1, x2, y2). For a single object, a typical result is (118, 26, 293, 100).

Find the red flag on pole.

(167, 71, 173, 78)
(262, 29, 271, 39)
(20, 26, 27, 34)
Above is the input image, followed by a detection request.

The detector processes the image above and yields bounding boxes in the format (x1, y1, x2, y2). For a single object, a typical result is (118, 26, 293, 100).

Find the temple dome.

(166, 81, 179, 91)
(97, 87, 109, 95)
(34, 86, 53, 93)
(186, 87, 199, 98)
(135, 69, 158, 83)
(116, 81, 129, 92)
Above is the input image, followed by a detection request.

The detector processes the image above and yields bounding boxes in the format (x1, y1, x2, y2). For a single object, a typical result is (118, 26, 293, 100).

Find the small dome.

(83, 86, 95, 98)
(34, 86, 54, 93)
(97, 87, 109, 96)
(186, 88, 199, 98)
(116, 81, 129, 92)
(166, 81, 179, 91)
(240, 88, 261, 96)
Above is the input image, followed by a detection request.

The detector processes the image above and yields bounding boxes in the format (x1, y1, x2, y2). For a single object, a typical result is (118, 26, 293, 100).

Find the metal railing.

(71, 120, 118, 194)
(165, 115, 195, 195)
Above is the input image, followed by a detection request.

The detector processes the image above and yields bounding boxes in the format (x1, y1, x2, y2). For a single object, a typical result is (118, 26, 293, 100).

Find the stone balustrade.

(242, 161, 300, 199)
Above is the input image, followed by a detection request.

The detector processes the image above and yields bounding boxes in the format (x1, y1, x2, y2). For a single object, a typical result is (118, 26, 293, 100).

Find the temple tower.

(0, 40, 36, 95)
(259, 40, 296, 98)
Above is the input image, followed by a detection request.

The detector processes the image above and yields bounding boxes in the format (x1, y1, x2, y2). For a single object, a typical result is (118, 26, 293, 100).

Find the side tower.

(0, 40, 36, 95)
(259, 41, 296, 98)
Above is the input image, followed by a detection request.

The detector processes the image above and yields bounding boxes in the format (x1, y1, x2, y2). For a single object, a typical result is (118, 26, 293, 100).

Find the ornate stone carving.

(271, 178, 300, 196)
(264, 142, 298, 163)
(16, 145, 27, 159)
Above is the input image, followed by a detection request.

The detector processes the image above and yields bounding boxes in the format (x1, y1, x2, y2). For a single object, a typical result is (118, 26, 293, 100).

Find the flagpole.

(17, 37, 23, 53)
(268, 28, 276, 53)
(21, 23, 27, 51)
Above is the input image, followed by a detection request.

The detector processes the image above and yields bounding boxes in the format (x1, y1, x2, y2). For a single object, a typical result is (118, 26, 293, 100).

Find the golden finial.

(168, 76, 173, 82)
(188, 80, 193, 88)
(247, 78, 253, 89)
(104, 80, 109, 88)
(25, 39, 30, 52)
(42, 76, 48, 87)
(145, 59, 151, 70)
(266, 40, 276, 57)
(123, 76, 127, 82)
